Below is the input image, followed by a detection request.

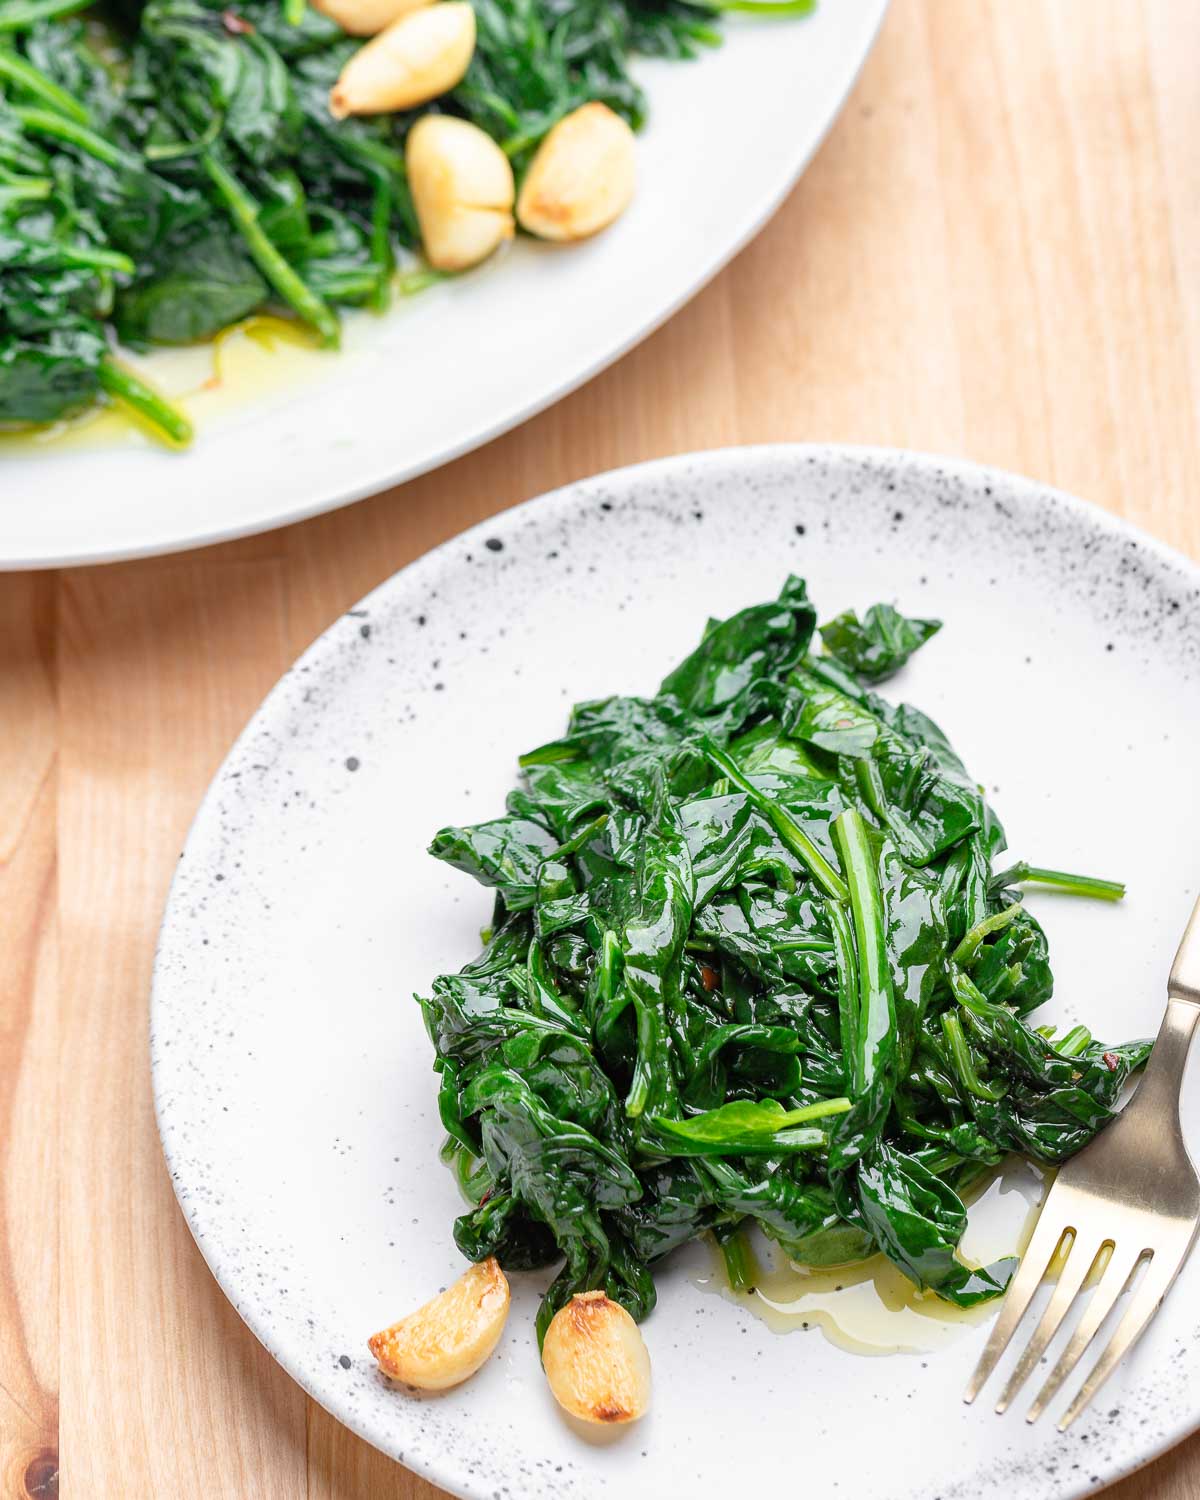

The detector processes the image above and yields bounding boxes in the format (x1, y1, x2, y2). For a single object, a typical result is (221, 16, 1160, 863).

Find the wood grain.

(53, 562, 309, 1500)
(3, 1, 1199, 1496)
(0, 580, 57, 1500)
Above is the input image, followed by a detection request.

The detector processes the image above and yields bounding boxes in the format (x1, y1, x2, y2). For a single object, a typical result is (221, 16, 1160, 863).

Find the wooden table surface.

(4, 1, 1200, 1495)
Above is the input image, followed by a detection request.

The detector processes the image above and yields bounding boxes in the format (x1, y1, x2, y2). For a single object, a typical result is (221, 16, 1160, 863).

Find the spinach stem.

(1056, 1024, 1092, 1059)
(0, 48, 90, 122)
(0, 0, 93, 31)
(991, 862, 1125, 902)
(826, 896, 858, 1087)
(548, 810, 608, 860)
(714, 1223, 758, 1293)
(597, 929, 621, 1005)
(203, 153, 340, 348)
(0, 176, 52, 206)
(782, 1097, 852, 1122)
(0, 130, 47, 173)
(27, 241, 135, 273)
(832, 808, 894, 1098)
(97, 357, 193, 447)
(12, 106, 140, 170)
(395, 267, 446, 297)
(895, 1099, 956, 1147)
(947, 965, 997, 1016)
(951, 900, 1022, 967)
(368, 171, 394, 314)
(940, 1011, 1006, 1102)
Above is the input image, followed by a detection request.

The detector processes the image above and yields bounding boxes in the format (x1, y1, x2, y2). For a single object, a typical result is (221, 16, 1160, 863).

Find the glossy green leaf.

(820, 603, 941, 683)
(649, 1096, 850, 1155)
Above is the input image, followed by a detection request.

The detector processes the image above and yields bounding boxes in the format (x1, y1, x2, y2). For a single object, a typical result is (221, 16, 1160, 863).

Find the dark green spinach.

(420, 578, 1148, 1339)
(1, 0, 808, 444)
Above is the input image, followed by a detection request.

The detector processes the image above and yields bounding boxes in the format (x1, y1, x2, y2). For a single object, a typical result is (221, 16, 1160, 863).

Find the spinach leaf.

(430, 815, 560, 912)
(857, 1142, 1016, 1306)
(820, 603, 941, 683)
(660, 575, 817, 714)
(116, 226, 267, 343)
(649, 1096, 849, 1156)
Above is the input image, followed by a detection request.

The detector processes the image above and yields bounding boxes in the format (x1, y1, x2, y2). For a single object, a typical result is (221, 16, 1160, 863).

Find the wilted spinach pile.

(0, 0, 809, 443)
(421, 578, 1148, 1343)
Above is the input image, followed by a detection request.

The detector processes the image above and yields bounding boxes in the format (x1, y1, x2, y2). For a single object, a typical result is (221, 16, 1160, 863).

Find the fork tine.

(1058, 1247, 1182, 1431)
(963, 1210, 1068, 1404)
(1024, 1247, 1143, 1424)
(994, 1233, 1107, 1413)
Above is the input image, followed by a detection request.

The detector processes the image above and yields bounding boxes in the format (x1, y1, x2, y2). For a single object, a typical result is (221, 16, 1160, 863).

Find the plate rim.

(151, 442, 1200, 1499)
(4, 3, 888, 571)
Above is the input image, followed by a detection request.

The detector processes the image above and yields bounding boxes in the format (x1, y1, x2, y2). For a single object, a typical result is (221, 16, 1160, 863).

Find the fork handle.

(1171, 889, 1200, 1005)
(1118, 891, 1200, 1128)
(1122, 997, 1200, 1130)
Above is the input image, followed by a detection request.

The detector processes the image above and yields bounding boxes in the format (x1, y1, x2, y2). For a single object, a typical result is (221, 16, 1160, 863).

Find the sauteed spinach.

(422, 578, 1147, 1342)
(0, 0, 810, 443)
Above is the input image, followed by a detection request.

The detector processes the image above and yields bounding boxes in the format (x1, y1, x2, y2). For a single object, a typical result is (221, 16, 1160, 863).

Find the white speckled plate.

(1, 3, 887, 569)
(153, 446, 1200, 1500)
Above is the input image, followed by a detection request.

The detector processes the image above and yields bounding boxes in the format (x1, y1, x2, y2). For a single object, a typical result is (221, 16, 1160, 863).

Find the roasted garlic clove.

(541, 1291, 650, 1424)
(368, 1257, 510, 1390)
(313, 0, 433, 38)
(329, 2, 476, 119)
(516, 103, 635, 242)
(407, 114, 515, 271)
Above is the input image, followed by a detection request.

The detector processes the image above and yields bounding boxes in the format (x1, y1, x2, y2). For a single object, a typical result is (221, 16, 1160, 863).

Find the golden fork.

(964, 889, 1200, 1430)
